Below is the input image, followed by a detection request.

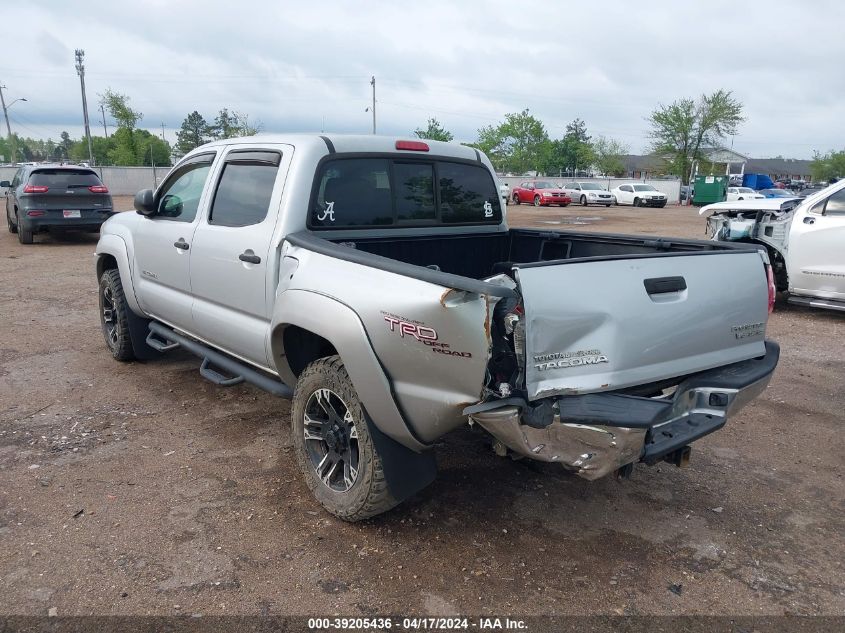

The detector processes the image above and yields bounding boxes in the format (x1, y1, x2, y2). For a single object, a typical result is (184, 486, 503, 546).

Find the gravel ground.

(0, 200, 842, 617)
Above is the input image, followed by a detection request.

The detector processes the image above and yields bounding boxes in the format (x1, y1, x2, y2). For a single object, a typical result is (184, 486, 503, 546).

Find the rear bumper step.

(469, 341, 779, 479)
(146, 322, 293, 398)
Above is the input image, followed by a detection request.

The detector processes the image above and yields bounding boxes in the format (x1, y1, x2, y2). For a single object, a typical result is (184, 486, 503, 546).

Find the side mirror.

(134, 189, 156, 216)
(0, 181, 10, 188)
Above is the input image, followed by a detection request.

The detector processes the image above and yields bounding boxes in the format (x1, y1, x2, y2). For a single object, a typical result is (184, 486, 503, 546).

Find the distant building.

(620, 149, 814, 182)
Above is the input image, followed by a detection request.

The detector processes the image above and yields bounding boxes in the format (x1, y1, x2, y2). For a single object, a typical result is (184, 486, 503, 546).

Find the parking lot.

(0, 200, 843, 617)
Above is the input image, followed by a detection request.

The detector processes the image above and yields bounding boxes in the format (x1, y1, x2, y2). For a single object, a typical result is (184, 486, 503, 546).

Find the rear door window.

(209, 150, 281, 227)
(310, 157, 501, 229)
(29, 169, 102, 188)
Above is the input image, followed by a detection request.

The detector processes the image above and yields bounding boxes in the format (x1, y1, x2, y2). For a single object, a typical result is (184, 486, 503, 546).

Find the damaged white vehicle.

(702, 180, 845, 312)
(95, 134, 779, 521)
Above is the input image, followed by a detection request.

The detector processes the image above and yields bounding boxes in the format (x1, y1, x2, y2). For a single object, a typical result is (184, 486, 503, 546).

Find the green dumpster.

(692, 175, 727, 205)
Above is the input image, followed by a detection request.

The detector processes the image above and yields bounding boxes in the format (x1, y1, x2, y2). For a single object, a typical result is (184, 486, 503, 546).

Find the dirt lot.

(1, 200, 843, 618)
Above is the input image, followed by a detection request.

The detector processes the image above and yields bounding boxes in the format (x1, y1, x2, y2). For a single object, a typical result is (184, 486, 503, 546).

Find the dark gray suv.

(3, 165, 114, 244)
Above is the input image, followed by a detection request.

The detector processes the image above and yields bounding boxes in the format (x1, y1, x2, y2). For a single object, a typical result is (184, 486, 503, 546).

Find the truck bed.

(332, 228, 741, 280)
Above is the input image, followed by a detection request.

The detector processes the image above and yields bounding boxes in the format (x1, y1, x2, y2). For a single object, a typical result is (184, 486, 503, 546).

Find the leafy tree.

(212, 108, 239, 139)
(543, 118, 596, 177)
(100, 89, 143, 129)
(471, 109, 549, 174)
(413, 117, 453, 142)
(233, 111, 261, 136)
(107, 128, 138, 165)
(810, 149, 845, 182)
(69, 136, 111, 165)
(592, 136, 629, 177)
(176, 111, 212, 154)
(648, 89, 744, 184)
(134, 129, 171, 166)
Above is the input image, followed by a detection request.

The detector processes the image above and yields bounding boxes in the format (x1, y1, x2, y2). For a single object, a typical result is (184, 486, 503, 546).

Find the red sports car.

(511, 180, 572, 207)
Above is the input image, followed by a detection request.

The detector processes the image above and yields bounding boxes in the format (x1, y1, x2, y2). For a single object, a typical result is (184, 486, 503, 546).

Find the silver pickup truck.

(95, 134, 779, 521)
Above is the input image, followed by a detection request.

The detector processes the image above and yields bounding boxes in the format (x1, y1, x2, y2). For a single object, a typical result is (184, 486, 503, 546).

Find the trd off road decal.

(382, 312, 472, 358)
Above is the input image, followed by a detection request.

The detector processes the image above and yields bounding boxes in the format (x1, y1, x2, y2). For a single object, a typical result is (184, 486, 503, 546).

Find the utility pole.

(151, 144, 157, 189)
(160, 122, 166, 141)
(370, 76, 376, 134)
(75, 49, 94, 165)
(99, 103, 108, 137)
(0, 84, 26, 164)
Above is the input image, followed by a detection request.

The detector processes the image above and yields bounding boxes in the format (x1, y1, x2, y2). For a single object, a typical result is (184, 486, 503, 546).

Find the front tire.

(99, 269, 135, 361)
(533, 195, 541, 207)
(580, 195, 587, 206)
(512, 194, 520, 205)
(292, 356, 398, 522)
(633, 197, 641, 207)
(7, 210, 17, 233)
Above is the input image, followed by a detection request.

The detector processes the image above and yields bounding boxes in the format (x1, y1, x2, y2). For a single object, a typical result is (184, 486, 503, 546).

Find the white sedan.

(561, 181, 615, 206)
(610, 183, 668, 207)
(726, 186, 765, 201)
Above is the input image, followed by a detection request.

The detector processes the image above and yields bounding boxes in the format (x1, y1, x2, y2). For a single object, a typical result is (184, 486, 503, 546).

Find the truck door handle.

(803, 216, 815, 225)
(239, 252, 261, 264)
(644, 276, 687, 294)
(173, 239, 189, 250)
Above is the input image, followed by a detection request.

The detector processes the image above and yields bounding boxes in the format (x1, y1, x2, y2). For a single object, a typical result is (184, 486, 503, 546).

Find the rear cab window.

(310, 156, 502, 229)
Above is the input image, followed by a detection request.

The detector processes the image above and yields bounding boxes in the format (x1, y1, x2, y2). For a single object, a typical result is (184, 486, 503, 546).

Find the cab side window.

(209, 150, 281, 227)
(155, 154, 215, 222)
(822, 189, 845, 215)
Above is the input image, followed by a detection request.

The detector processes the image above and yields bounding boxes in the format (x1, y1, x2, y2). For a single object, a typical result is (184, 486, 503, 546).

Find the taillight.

(26, 210, 46, 217)
(766, 264, 776, 313)
(88, 185, 109, 193)
(395, 140, 429, 152)
(23, 184, 49, 193)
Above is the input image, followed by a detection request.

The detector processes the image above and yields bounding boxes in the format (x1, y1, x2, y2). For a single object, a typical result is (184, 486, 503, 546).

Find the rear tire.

(17, 220, 33, 244)
(292, 356, 399, 522)
(99, 269, 135, 362)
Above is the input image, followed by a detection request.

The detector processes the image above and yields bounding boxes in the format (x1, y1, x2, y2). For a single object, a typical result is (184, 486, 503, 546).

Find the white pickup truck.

(702, 180, 845, 312)
(95, 134, 779, 520)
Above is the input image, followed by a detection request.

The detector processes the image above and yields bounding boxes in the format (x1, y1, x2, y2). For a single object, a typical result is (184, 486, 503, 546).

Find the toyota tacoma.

(95, 134, 779, 521)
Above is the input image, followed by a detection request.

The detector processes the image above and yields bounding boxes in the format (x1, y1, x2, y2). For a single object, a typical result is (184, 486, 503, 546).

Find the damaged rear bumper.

(467, 340, 779, 480)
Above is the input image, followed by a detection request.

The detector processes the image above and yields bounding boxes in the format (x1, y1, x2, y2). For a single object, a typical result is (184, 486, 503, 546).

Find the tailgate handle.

(644, 276, 687, 295)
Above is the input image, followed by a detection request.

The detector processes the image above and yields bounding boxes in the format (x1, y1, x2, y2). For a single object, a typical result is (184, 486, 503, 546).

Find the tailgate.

(515, 252, 769, 400)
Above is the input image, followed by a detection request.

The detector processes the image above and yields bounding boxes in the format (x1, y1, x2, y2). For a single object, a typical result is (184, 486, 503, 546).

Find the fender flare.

(95, 234, 143, 316)
(271, 289, 437, 503)
(270, 289, 428, 453)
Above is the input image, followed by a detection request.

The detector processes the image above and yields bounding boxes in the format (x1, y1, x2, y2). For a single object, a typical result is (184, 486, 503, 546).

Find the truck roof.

(197, 134, 480, 162)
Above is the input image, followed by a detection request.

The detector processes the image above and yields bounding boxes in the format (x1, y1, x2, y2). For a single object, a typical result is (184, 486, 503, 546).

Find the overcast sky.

(2, 0, 842, 159)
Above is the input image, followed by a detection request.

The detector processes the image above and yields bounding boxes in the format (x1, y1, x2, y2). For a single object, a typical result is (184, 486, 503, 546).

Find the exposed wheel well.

(282, 325, 339, 377)
(96, 254, 118, 279)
